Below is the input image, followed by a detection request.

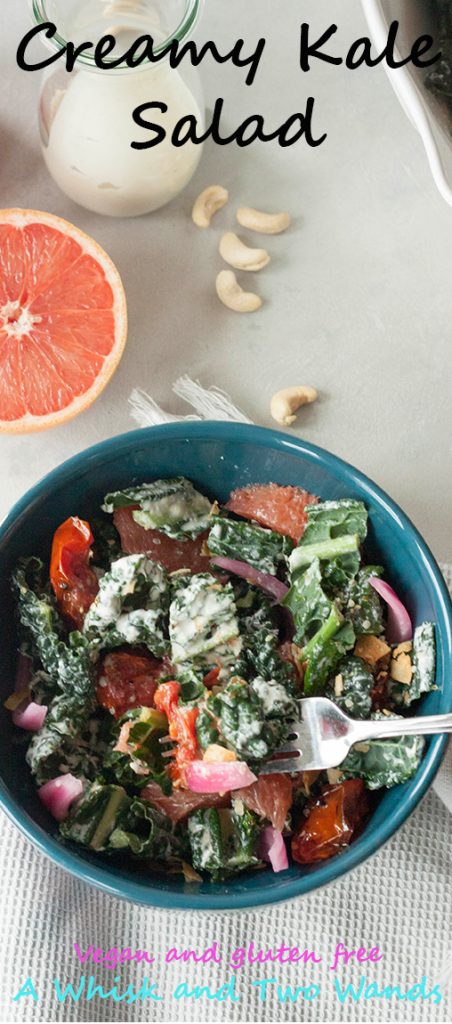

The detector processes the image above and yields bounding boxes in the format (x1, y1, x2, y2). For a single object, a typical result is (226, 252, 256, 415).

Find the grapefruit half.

(0, 209, 127, 433)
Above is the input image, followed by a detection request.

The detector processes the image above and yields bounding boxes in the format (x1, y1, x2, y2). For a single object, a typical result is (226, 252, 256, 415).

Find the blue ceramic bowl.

(0, 422, 450, 910)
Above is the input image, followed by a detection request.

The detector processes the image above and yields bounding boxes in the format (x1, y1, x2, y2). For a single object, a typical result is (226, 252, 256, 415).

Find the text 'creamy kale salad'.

(7, 478, 436, 880)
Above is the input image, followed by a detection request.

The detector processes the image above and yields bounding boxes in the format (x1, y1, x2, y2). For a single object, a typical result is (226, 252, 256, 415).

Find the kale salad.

(7, 478, 436, 881)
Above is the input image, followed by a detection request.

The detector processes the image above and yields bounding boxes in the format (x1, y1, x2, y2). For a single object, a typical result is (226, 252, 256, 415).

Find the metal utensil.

(260, 698, 452, 774)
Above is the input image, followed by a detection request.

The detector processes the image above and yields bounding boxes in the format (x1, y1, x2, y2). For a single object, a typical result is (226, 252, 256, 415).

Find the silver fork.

(260, 698, 452, 774)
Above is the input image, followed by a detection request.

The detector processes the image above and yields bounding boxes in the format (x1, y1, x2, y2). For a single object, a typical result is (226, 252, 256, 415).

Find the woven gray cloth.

(1, 576, 451, 1024)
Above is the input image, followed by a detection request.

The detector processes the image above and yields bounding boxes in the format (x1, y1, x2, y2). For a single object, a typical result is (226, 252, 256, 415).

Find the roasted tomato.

(291, 779, 369, 864)
(203, 667, 221, 689)
(154, 681, 199, 784)
(226, 483, 318, 543)
(50, 517, 99, 630)
(96, 651, 163, 718)
(113, 507, 210, 573)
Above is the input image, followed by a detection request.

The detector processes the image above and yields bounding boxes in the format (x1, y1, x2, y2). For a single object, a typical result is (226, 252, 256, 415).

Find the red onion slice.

(259, 826, 289, 872)
(210, 557, 288, 603)
(185, 760, 257, 794)
(38, 775, 84, 822)
(12, 702, 47, 731)
(369, 577, 412, 643)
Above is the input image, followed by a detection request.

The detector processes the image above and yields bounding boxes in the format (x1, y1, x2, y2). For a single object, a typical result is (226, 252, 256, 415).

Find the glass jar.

(31, 0, 205, 216)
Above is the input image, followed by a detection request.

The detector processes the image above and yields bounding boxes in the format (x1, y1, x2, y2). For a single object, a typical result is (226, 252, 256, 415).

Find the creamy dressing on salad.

(170, 574, 241, 664)
(11, 476, 437, 882)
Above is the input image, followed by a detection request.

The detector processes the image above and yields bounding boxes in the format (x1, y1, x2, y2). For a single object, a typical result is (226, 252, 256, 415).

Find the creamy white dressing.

(170, 575, 240, 664)
(251, 677, 289, 716)
(84, 554, 166, 647)
(42, 58, 203, 216)
(133, 488, 211, 535)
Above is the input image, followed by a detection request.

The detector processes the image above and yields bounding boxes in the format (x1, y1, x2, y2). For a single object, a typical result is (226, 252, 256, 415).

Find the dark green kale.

(326, 655, 374, 719)
(342, 567, 384, 635)
(388, 623, 436, 707)
(90, 515, 122, 570)
(196, 707, 220, 751)
(303, 622, 356, 696)
(13, 560, 94, 695)
(283, 558, 355, 694)
(340, 714, 425, 790)
(233, 582, 273, 622)
(103, 709, 172, 795)
(83, 554, 169, 657)
(60, 783, 178, 860)
(13, 559, 97, 782)
(289, 499, 367, 587)
(208, 515, 293, 574)
(235, 626, 297, 692)
(187, 803, 260, 880)
(209, 676, 296, 766)
(283, 558, 339, 645)
(102, 477, 211, 540)
(174, 664, 206, 703)
(108, 797, 178, 859)
(26, 692, 100, 784)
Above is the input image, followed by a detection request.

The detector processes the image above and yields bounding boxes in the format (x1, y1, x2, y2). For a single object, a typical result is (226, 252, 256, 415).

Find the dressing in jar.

(32, 0, 205, 216)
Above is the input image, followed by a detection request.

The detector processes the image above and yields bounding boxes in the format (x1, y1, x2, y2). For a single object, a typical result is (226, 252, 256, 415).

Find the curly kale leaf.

(233, 581, 273, 619)
(169, 573, 241, 666)
(196, 707, 220, 751)
(84, 554, 169, 657)
(326, 655, 374, 719)
(289, 499, 367, 587)
(340, 713, 424, 790)
(283, 559, 338, 644)
(60, 784, 178, 860)
(342, 567, 384, 635)
(102, 477, 212, 540)
(104, 709, 172, 795)
(13, 560, 95, 696)
(26, 664, 98, 784)
(27, 709, 103, 784)
(209, 676, 296, 766)
(90, 515, 122, 570)
(303, 622, 356, 696)
(283, 559, 354, 694)
(235, 626, 297, 692)
(388, 622, 436, 707)
(173, 664, 207, 703)
(108, 798, 178, 859)
(13, 559, 97, 782)
(187, 803, 260, 880)
(208, 516, 293, 574)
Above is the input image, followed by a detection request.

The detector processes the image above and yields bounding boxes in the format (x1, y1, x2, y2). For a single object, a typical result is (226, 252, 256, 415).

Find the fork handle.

(354, 712, 452, 741)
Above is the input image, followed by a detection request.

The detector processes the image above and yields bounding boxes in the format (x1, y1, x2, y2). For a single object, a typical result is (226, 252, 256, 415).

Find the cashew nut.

(216, 270, 262, 313)
(192, 185, 229, 228)
(237, 206, 291, 235)
(219, 232, 270, 272)
(270, 386, 318, 426)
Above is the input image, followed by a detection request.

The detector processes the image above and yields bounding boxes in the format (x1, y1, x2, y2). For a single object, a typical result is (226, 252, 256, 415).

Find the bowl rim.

(0, 420, 450, 911)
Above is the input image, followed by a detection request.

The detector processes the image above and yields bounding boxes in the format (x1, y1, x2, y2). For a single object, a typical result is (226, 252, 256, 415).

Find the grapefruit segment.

(0, 210, 127, 432)
(226, 483, 319, 543)
(113, 506, 211, 574)
(236, 773, 293, 832)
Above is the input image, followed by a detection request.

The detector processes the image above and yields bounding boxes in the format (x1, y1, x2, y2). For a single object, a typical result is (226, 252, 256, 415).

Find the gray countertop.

(1, 0, 451, 561)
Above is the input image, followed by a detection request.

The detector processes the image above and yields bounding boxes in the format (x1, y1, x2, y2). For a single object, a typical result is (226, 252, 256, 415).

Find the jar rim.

(30, 0, 203, 71)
